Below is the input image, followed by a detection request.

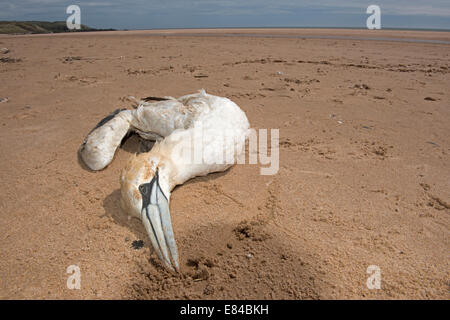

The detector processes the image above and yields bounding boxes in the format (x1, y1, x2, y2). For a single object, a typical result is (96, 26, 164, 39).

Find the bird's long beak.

(139, 170, 180, 272)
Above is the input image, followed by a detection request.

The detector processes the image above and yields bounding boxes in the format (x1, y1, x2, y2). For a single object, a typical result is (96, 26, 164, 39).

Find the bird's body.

(79, 90, 250, 271)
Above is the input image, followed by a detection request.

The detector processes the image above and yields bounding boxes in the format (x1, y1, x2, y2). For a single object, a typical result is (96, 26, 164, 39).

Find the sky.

(1, 0, 449, 30)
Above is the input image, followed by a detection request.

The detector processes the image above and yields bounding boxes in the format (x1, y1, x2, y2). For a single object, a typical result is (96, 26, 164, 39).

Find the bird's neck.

(147, 133, 197, 191)
(145, 153, 179, 195)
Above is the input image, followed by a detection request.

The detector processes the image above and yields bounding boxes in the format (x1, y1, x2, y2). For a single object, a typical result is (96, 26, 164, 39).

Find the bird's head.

(120, 152, 179, 272)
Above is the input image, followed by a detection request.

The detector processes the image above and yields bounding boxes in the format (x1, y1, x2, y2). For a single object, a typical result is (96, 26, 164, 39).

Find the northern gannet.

(79, 90, 250, 271)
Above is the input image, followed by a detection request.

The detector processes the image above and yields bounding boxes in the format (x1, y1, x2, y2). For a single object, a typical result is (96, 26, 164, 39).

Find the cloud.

(0, 0, 449, 28)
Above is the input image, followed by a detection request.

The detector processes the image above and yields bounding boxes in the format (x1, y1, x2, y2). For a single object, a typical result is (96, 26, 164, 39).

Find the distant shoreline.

(2, 27, 448, 44)
(1, 21, 449, 34)
(134, 26, 450, 33)
(0, 21, 115, 35)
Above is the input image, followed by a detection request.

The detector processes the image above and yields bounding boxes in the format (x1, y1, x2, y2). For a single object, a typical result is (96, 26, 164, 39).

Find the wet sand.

(0, 28, 449, 299)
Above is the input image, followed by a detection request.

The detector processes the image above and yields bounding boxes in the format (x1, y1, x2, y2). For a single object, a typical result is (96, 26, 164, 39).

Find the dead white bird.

(79, 90, 250, 271)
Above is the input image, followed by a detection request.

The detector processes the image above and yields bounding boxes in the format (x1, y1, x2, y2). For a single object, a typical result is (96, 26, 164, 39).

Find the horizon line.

(1, 20, 449, 32)
(128, 26, 450, 32)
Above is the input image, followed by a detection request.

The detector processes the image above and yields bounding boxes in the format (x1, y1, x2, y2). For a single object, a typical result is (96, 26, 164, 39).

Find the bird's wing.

(79, 109, 133, 171)
(79, 91, 211, 171)
(129, 99, 199, 138)
(79, 99, 198, 171)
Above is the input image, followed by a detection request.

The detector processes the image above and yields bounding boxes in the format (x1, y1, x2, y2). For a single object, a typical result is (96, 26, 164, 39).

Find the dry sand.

(0, 29, 449, 299)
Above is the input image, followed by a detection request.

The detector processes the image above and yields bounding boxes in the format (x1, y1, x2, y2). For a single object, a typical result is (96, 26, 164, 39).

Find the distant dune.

(0, 21, 114, 34)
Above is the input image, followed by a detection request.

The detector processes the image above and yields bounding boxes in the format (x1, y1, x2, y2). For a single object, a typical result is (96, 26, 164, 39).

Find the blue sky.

(1, 0, 449, 30)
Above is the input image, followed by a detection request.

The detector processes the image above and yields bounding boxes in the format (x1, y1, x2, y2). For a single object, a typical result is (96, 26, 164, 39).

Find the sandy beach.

(0, 28, 448, 299)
